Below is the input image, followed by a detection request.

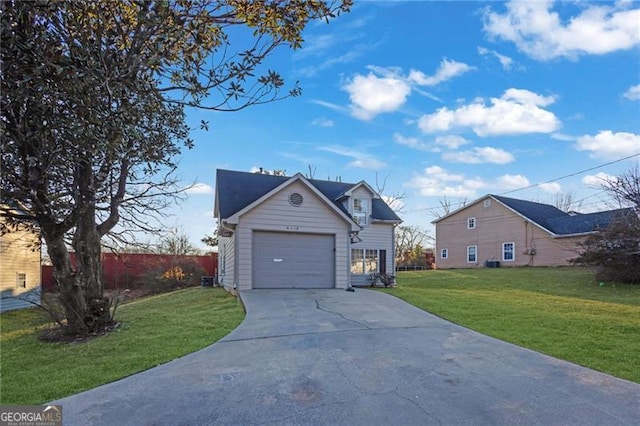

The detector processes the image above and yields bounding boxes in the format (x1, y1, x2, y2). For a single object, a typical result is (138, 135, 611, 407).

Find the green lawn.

(380, 267, 640, 383)
(0, 287, 244, 404)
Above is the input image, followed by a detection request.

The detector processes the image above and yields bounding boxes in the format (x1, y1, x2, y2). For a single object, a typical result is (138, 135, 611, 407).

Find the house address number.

(286, 226, 300, 231)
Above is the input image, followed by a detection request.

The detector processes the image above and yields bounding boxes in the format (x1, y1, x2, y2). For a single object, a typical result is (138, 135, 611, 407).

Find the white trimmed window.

(503, 242, 515, 261)
(351, 249, 379, 274)
(353, 198, 368, 226)
(441, 249, 448, 259)
(467, 217, 476, 229)
(16, 272, 26, 288)
(467, 246, 477, 263)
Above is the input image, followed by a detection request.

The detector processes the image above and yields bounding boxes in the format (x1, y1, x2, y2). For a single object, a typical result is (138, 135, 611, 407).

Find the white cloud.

(582, 172, 617, 188)
(408, 58, 475, 86)
(539, 182, 562, 194)
(435, 135, 471, 149)
(342, 70, 411, 121)
(408, 166, 482, 198)
(407, 166, 536, 198)
(185, 183, 213, 195)
(623, 84, 640, 100)
(483, 1, 640, 61)
(317, 145, 386, 170)
(342, 59, 473, 121)
(497, 174, 530, 190)
(575, 130, 640, 159)
(442, 147, 515, 164)
(311, 117, 334, 127)
(418, 88, 561, 136)
(550, 132, 576, 141)
(310, 99, 348, 114)
(477, 46, 515, 70)
(393, 133, 433, 151)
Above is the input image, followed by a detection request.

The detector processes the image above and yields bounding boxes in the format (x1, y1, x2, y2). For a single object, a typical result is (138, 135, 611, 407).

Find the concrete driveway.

(54, 289, 640, 425)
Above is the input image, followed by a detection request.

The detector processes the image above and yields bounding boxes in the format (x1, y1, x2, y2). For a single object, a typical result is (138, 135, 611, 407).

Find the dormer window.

(353, 198, 368, 226)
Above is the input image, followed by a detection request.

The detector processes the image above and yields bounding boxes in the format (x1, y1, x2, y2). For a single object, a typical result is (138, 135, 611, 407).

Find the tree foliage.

(572, 165, 640, 284)
(1, 0, 351, 336)
(395, 225, 431, 266)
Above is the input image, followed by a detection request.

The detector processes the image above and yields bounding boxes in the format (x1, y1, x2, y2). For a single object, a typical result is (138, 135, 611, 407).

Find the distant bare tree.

(306, 165, 317, 179)
(435, 196, 467, 219)
(375, 173, 406, 213)
(554, 193, 582, 212)
(157, 233, 200, 256)
(395, 225, 432, 264)
(599, 163, 640, 212)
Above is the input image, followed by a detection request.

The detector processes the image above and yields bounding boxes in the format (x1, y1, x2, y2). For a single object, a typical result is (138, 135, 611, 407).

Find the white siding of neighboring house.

(0, 222, 41, 312)
(217, 235, 236, 289)
(435, 197, 586, 269)
(234, 181, 350, 290)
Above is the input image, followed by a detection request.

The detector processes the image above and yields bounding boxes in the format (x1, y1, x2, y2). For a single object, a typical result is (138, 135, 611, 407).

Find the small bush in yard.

(572, 212, 640, 284)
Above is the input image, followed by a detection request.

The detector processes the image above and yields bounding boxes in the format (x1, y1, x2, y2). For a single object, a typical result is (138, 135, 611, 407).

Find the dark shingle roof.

(492, 194, 631, 235)
(216, 169, 401, 223)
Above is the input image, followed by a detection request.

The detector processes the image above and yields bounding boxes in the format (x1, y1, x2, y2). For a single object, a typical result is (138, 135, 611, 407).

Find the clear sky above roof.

(163, 0, 640, 250)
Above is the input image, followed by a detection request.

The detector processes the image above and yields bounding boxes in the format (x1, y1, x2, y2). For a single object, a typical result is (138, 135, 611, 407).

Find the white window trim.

(353, 198, 369, 226)
(467, 246, 477, 263)
(467, 217, 476, 229)
(351, 248, 379, 275)
(503, 242, 515, 262)
(16, 272, 26, 288)
(441, 249, 448, 259)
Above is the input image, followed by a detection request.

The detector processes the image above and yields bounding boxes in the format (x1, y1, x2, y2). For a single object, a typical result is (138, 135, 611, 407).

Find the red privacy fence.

(42, 252, 217, 291)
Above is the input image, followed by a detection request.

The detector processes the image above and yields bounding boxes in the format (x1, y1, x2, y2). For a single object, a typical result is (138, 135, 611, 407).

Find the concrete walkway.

(53, 289, 640, 425)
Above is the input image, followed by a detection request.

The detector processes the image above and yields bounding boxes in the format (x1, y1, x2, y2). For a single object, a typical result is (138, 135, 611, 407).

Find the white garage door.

(252, 231, 335, 289)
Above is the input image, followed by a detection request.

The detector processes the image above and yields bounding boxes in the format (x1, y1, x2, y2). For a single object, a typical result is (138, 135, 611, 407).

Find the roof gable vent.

(289, 192, 304, 207)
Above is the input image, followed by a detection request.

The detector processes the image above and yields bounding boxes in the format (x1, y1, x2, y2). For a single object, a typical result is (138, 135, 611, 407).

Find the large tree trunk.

(71, 160, 113, 333)
(46, 234, 89, 335)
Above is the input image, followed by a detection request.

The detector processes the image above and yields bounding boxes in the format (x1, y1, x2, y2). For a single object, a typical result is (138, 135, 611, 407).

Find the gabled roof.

(433, 193, 632, 237)
(215, 169, 401, 223)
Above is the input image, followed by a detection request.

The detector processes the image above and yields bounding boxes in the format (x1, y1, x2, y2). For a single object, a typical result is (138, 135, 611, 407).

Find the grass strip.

(0, 287, 244, 404)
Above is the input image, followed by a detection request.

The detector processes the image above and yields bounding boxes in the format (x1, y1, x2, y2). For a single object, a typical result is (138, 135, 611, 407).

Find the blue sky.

(167, 0, 640, 250)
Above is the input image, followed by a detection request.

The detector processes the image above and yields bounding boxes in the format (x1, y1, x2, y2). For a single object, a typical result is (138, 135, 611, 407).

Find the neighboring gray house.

(214, 169, 402, 290)
(433, 194, 631, 269)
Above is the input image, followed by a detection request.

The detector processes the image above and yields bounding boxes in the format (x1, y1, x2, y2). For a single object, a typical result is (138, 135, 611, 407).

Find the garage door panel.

(253, 232, 334, 289)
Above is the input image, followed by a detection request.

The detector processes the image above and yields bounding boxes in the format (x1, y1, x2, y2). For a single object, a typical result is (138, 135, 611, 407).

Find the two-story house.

(432, 194, 631, 269)
(214, 169, 402, 290)
(0, 205, 42, 312)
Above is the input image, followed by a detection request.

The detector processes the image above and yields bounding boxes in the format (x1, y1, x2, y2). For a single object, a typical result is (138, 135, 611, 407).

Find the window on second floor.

(467, 246, 477, 263)
(503, 242, 515, 261)
(441, 249, 448, 259)
(353, 198, 368, 226)
(467, 217, 476, 229)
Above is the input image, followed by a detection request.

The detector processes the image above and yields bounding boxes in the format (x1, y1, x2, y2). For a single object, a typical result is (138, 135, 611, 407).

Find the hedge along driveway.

(0, 287, 245, 404)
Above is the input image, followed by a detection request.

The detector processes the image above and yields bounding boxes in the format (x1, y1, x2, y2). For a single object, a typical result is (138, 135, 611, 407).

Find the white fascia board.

(338, 181, 380, 200)
(226, 173, 359, 231)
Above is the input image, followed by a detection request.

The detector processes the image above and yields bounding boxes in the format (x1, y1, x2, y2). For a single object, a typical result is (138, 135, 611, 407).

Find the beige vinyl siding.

(235, 181, 350, 290)
(0, 222, 41, 312)
(435, 197, 585, 269)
